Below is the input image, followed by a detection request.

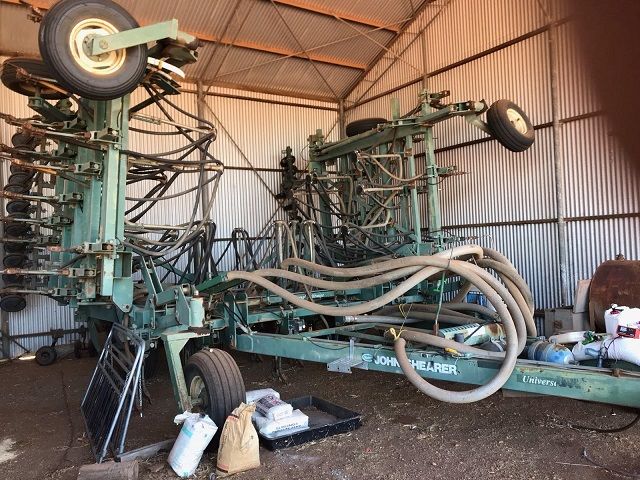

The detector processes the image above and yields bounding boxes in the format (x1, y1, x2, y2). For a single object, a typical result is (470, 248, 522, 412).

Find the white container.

(604, 305, 640, 335)
(168, 412, 218, 478)
(246, 388, 280, 404)
(605, 305, 626, 334)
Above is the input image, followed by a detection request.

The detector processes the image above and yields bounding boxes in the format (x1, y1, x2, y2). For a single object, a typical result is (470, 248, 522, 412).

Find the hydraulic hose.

(374, 310, 483, 326)
(434, 302, 500, 320)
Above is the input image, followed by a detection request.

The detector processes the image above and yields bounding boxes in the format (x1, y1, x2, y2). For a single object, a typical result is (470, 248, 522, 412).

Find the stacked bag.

(246, 389, 309, 438)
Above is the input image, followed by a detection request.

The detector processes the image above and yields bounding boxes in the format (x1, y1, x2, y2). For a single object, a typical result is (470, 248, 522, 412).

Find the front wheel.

(38, 0, 148, 100)
(184, 349, 246, 446)
(486, 100, 535, 152)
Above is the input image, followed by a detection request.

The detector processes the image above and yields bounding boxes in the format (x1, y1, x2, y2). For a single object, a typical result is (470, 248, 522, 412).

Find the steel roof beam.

(204, 35, 367, 70)
(269, 0, 401, 33)
(342, 0, 437, 99)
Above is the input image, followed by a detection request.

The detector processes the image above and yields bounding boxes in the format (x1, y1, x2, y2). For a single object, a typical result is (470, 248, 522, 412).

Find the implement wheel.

(487, 99, 535, 152)
(0, 293, 26, 313)
(0, 57, 68, 100)
(35, 345, 57, 366)
(345, 117, 387, 137)
(185, 349, 246, 445)
(38, 0, 148, 100)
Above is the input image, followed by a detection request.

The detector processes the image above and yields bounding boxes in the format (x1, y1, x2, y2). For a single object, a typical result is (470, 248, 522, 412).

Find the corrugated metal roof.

(0, 0, 431, 101)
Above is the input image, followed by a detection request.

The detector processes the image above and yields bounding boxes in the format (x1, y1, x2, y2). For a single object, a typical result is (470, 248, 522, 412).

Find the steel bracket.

(327, 338, 369, 374)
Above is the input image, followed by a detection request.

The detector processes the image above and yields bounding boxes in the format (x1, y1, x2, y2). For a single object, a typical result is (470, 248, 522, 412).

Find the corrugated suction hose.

(226, 245, 532, 403)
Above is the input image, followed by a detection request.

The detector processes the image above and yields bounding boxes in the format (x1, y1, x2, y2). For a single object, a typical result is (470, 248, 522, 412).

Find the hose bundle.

(226, 245, 534, 403)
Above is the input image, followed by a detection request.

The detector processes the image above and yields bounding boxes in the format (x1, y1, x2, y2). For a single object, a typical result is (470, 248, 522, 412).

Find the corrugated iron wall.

(344, 0, 640, 310)
(0, 71, 338, 357)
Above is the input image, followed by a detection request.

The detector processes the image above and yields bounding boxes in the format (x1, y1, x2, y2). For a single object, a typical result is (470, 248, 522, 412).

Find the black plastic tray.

(258, 395, 362, 450)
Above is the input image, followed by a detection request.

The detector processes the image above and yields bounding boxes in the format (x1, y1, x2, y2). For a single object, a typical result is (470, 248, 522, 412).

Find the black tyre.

(184, 349, 246, 445)
(3, 254, 28, 268)
(7, 172, 33, 185)
(4, 222, 31, 237)
(6, 200, 31, 215)
(10, 164, 31, 174)
(35, 345, 57, 366)
(486, 100, 535, 152)
(38, 0, 148, 100)
(4, 183, 30, 195)
(345, 117, 387, 137)
(2, 273, 25, 284)
(0, 57, 68, 100)
(0, 294, 26, 312)
(3, 242, 26, 253)
(11, 131, 38, 149)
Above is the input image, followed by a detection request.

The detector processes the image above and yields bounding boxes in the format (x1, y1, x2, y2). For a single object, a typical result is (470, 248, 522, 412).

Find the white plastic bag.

(572, 337, 640, 366)
(255, 394, 293, 420)
(254, 409, 309, 437)
(245, 388, 280, 404)
(168, 412, 218, 478)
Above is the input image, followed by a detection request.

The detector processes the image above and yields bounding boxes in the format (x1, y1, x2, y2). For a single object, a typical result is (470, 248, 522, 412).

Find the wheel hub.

(69, 18, 126, 75)
(506, 108, 528, 134)
(189, 374, 208, 410)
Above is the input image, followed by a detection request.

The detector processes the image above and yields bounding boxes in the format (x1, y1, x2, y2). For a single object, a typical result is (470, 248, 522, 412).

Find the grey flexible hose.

(251, 265, 424, 290)
(280, 245, 484, 277)
(386, 328, 504, 359)
(228, 256, 526, 348)
(379, 304, 478, 320)
(426, 302, 500, 320)
(475, 258, 536, 336)
(346, 312, 477, 325)
(228, 245, 532, 403)
(389, 261, 520, 403)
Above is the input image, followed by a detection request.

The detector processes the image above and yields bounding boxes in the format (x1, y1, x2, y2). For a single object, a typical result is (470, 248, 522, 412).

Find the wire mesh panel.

(81, 323, 144, 463)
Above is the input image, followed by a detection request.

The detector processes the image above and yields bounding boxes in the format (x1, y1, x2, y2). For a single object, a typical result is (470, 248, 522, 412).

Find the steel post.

(549, 24, 569, 306)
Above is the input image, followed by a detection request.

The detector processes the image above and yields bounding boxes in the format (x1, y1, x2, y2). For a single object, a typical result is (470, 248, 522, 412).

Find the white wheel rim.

(189, 375, 207, 408)
(506, 108, 528, 135)
(69, 18, 126, 76)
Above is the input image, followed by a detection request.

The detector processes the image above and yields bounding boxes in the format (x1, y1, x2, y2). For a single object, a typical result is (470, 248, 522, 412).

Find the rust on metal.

(589, 259, 640, 330)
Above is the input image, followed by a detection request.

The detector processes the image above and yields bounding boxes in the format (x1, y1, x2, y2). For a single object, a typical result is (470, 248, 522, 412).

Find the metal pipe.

(338, 99, 346, 139)
(196, 81, 211, 227)
(548, 23, 569, 306)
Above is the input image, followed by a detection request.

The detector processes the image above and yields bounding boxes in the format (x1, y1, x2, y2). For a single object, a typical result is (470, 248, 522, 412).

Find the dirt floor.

(1, 351, 639, 480)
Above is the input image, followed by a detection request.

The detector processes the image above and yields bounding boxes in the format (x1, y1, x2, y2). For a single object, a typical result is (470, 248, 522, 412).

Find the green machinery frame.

(2, 14, 639, 419)
(196, 95, 640, 411)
